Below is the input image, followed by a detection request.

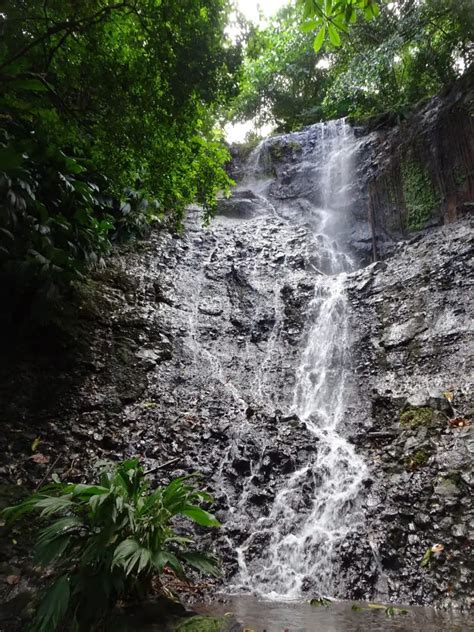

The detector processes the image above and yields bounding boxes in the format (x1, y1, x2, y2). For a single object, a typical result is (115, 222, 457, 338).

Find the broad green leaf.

(37, 517, 82, 544)
(152, 550, 171, 572)
(180, 551, 221, 577)
(35, 495, 74, 517)
(370, 2, 380, 17)
(301, 20, 318, 33)
(0, 227, 14, 241)
(313, 27, 327, 53)
(72, 484, 109, 498)
(112, 538, 140, 567)
(180, 506, 221, 527)
(328, 23, 341, 46)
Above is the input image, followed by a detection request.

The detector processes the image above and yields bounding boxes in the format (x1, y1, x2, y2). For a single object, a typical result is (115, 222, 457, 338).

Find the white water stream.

(233, 120, 368, 599)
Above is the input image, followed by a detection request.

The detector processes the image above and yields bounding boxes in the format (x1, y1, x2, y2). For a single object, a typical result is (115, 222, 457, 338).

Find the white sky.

(225, 1, 290, 143)
(234, 0, 290, 23)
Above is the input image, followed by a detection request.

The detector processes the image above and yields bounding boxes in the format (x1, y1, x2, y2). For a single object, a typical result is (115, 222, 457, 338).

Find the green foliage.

(420, 547, 433, 567)
(0, 1, 240, 318)
(298, 0, 380, 53)
(2, 459, 221, 632)
(233, 1, 473, 132)
(401, 157, 438, 231)
(231, 5, 330, 131)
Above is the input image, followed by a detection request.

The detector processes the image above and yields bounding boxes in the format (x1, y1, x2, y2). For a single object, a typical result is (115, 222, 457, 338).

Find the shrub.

(2, 459, 221, 631)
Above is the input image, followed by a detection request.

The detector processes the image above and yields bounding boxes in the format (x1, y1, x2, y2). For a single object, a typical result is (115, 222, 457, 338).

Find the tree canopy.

(232, 0, 473, 132)
(0, 0, 241, 317)
(1, 0, 472, 320)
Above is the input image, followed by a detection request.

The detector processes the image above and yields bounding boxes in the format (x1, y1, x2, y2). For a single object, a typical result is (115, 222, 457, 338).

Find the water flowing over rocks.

(0, 88, 473, 621)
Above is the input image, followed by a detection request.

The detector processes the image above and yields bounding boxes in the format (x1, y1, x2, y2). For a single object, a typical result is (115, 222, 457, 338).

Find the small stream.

(199, 596, 473, 632)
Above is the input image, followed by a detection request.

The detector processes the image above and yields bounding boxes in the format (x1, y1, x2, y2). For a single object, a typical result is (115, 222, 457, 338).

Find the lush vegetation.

(233, 0, 473, 132)
(298, 0, 381, 53)
(2, 0, 471, 317)
(0, 1, 241, 321)
(3, 459, 221, 631)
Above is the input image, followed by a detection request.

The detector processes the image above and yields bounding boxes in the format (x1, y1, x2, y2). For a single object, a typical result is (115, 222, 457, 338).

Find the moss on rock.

(400, 407, 434, 428)
(174, 615, 236, 632)
(400, 156, 438, 231)
(405, 449, 430, 470)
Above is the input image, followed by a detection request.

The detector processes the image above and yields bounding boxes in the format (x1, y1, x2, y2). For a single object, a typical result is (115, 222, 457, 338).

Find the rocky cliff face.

(344, 218, 473, 608)
(359, 69, 474, 259)
(0, 81, 473, 619)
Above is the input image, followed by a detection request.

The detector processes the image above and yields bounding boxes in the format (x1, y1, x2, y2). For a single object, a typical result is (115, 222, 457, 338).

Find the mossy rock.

(400, 407, 433, 427)
(405, 449, 430, 470)
(400, 155, 439, 231)
(174, 615, 239, 632)
(268, 140, 285, 160)
(400, 407, 446, 429)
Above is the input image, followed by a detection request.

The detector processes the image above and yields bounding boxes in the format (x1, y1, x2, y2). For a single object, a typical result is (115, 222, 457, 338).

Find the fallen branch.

(145, 457, 179, 475)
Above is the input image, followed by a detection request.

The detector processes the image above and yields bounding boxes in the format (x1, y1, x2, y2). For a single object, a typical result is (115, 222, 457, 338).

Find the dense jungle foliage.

(1, 0, 472, 323)
(0, 0, 241, 323)
(234, 0, 473, 131)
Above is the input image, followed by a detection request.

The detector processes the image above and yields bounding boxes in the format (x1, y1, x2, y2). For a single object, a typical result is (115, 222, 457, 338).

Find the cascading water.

(230, 120, 368, 599)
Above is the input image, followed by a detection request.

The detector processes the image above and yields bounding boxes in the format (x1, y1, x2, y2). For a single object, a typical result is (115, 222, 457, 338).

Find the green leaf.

(370, 2, 380, 17)
(112, 538, 140, 567)
(37, 516, 82, 545)
(180, 551, 221, 577)
(71, 484, 109, 498)
(60, 153, 87, 174)
(328, 23, 341, 46)
(35, 535, 70, 566)
(180, 506, 220, 527)
(33, 576, 70, 632)
(151, 550, 172, 572)
(420, 548, 432, 567)
(301, 20, 318, 33)
(11, 78, 49, 92)
(160, 551, 185, 578)
(35, 496, 74, 517)
(313, 27, 327, 53)
(0, 227, 15, 241)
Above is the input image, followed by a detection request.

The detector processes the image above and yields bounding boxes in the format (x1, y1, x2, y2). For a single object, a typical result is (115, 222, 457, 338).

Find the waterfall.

(231, 120, 367, 599)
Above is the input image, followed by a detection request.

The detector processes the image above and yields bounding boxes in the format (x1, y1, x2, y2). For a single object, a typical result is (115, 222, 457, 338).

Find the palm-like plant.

(3, 458, 221, 631)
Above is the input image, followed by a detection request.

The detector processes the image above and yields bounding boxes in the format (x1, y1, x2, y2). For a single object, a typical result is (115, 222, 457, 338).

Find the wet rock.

(433, 478, 460, 497)
(347, 217, 473, 608)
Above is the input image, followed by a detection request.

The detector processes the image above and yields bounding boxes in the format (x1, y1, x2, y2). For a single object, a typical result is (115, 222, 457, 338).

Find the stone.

(433, 478, 460, 497)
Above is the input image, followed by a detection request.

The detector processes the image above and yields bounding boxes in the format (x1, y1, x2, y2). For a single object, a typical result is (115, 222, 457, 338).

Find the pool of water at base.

(196, 595, 473, 632)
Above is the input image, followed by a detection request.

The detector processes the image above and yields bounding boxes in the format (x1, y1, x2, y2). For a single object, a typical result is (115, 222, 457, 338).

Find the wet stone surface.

(0, 121, 472, 625)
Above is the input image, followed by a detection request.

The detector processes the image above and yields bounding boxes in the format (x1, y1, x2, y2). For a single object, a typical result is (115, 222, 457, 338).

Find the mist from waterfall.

(230, 119, 368, 599)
